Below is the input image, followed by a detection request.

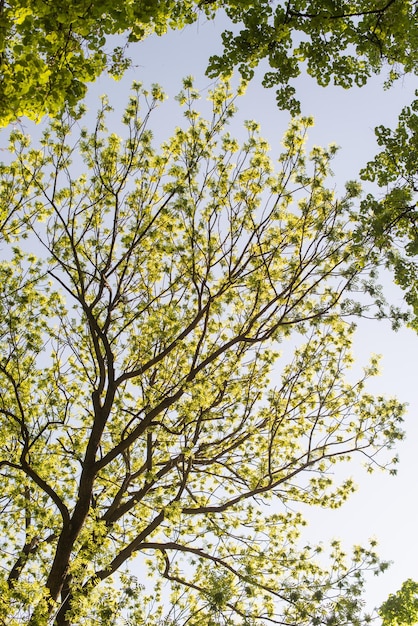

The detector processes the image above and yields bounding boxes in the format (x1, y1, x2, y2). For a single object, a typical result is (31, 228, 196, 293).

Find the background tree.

(1, 0, 418, 125)
(379, 579, 418, 626)
(0, 79, 404, 626)
(359, 95, 418, 330)
(206, 0, 418, 114)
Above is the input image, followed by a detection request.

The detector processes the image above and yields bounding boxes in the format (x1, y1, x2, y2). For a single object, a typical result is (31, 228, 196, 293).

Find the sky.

(84, 13, 418, 613)
(3, 6, 418, 619)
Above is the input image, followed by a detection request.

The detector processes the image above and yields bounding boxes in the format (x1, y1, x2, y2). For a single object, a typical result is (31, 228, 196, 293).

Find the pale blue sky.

(85, 15, 418, 613)
(96, 15, 418, 613)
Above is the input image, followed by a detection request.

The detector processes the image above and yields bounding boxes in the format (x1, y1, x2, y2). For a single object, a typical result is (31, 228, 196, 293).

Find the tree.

(2, 0, 418, 125)
(359, 94, 418, 330)
(0, 0, 210, 126)
(0, 78, 404, 625)
(206, 0, 418, 114)
(379, 579, 418, 626)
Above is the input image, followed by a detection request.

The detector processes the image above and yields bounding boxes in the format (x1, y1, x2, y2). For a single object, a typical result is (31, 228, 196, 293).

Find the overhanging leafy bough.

(1, 0, 418, 124)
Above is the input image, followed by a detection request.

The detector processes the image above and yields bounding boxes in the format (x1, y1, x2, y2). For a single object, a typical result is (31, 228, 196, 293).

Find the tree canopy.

(1, 0, 418, 125)
(1, 0, 416, 622)
(359, 94, 418, 331)
(0, 79, 404, 625)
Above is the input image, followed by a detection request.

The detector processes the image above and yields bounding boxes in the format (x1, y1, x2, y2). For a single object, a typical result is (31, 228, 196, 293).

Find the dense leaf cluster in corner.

(0, 0, 211, 125)
(1, 0, 418, 125)
(379, 579, 418, 626)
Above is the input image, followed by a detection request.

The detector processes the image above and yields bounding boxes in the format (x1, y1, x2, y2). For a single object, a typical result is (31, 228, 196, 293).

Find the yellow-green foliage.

(0, 80, 404, 625)
(2, 0, 418, 124)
